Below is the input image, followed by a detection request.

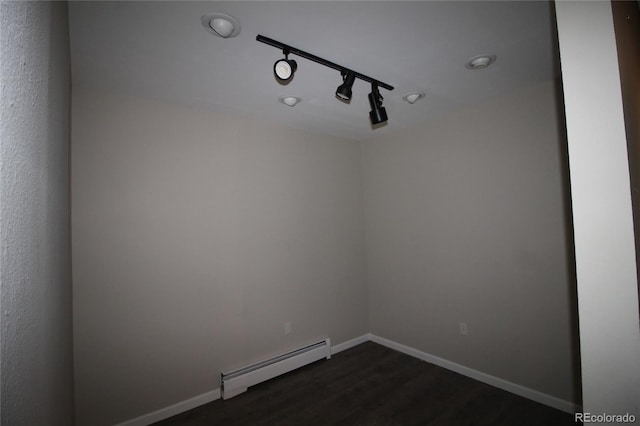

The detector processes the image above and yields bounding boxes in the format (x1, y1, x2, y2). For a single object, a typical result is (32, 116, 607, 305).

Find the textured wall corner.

(0, 1, 74, 424)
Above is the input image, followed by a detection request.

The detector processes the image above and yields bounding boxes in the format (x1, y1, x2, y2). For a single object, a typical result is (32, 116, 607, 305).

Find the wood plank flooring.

(154, 341, 578, 426)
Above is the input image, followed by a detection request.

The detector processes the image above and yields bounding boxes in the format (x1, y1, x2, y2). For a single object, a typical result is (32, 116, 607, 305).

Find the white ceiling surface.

(68, 1, 558, 142)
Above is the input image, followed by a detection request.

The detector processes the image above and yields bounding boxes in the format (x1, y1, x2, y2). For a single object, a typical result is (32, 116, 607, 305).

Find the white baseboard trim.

(369, 334, 580, 414)
(116, 333, 579, 425)
(114, 388, 221, 426)
(331, 334, 371, 355)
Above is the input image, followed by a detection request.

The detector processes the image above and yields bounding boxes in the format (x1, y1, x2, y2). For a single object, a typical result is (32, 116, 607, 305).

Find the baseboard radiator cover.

(221, 338, 331, 399)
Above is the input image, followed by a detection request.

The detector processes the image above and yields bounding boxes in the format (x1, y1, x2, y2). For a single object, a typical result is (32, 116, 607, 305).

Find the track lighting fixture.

(257, 35, 393, 127)
(368, 84, 388, 125)
(274, 52, 297, 83)
(336, 71, 356, 101)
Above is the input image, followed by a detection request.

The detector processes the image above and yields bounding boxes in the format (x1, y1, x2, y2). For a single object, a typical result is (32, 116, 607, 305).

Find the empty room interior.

(1, 1, 639, 425)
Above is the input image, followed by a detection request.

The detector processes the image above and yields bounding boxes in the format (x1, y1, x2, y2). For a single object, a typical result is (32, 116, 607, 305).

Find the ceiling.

(68, 1, 559, 142)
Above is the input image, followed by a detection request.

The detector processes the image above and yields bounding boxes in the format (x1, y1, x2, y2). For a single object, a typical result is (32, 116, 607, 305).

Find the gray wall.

(71, 80, 583, 424)
(71, 91, 368, 425)
(0, 2, 74, 425)
(363, 80, 580, 404)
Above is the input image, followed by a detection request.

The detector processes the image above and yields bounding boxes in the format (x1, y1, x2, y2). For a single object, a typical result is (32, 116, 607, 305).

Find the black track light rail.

(256, 34, 394, 91)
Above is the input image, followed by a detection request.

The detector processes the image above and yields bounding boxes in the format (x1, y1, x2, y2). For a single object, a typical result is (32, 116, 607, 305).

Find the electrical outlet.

(284, 321, 292, 335)
(460, 322, 468, 336)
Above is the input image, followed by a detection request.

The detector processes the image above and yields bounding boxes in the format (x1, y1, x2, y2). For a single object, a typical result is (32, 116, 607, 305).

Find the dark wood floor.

(155, 341, 578, 426)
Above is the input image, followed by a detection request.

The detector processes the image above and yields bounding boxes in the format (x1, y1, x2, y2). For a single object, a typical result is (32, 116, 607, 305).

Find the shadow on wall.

(553, 76, 582, 406)
(549, 1, 582, 405)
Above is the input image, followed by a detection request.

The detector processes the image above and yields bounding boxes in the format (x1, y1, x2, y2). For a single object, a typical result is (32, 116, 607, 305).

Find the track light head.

(336, 71, 356, 101)
(368, 84, 388, 125)
(274, 55, 297, 83)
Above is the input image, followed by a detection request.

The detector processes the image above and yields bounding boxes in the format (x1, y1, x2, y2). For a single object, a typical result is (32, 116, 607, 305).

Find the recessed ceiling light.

(402, 92, 425, 104)
(201, 13, 241, 38)
(279, 96, 301, 107)
(465, 54, 497, 70)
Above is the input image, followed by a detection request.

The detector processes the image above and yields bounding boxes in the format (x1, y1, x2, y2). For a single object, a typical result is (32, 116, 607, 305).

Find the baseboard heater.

(221, 338, 331, 399)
